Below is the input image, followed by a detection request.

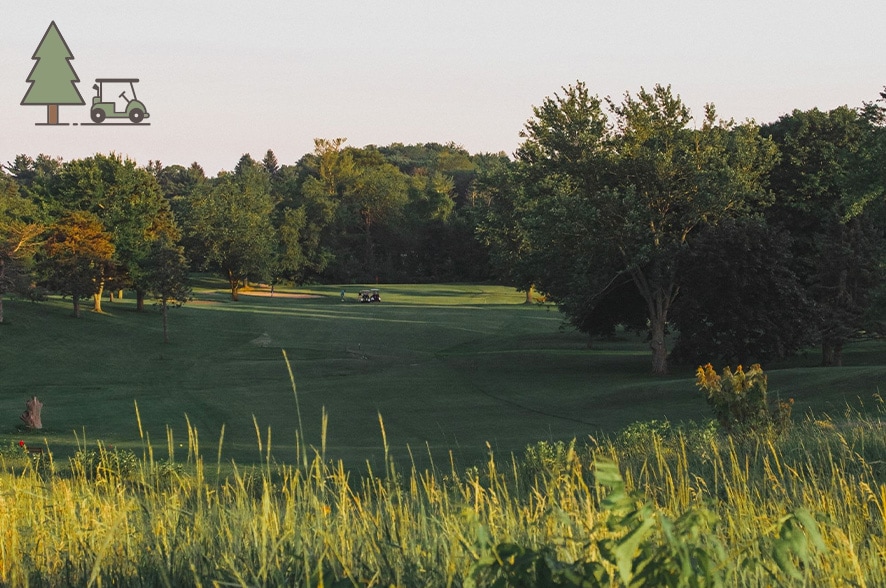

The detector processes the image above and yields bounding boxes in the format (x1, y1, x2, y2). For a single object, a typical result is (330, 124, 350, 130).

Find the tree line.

(477, 83, 886, 374)
(2, 84, 884, 367)
(0, 142, 494, 335)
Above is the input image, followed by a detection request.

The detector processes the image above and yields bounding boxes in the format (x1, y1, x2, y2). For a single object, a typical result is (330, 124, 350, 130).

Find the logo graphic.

(21, 21, 151, 126)
(88, 79, 150, 124)
(20, 21, 84, 125)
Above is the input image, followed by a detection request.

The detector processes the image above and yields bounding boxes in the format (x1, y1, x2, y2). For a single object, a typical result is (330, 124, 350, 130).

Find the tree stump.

(20, 396, 43, 429)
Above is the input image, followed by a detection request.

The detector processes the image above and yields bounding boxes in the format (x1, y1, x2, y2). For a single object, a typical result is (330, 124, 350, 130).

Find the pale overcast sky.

(1, 1, 885, 175)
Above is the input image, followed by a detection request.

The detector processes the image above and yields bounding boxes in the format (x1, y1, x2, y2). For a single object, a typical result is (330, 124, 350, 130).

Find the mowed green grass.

(1, 280, 884, 467)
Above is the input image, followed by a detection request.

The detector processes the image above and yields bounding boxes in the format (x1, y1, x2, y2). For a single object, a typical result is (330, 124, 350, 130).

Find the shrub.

(0, 440, 31, 468)
(69, 444, 138, 481)
(519, 439, 575, 483)
(696, 363, 793, 439)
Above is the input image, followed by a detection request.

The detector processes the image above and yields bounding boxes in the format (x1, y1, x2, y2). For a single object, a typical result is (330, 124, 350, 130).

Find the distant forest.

(2, 84, 885, 370)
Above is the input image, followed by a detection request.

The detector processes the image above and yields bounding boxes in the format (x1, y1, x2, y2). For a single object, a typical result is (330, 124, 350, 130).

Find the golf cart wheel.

(129, 109, 145, 123)
(90, 109, 106, 123)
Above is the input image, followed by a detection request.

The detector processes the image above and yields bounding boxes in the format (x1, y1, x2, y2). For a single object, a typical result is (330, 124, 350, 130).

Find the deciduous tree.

(0, 173, 41, 324)
(142, 241, 190, 343)
(515, 83, 776, 374)
(763, 105, 886, 365)
(474, 155, 536, 302)
(40, 211, 114, 318)
(187, 165, 276, 300)
(344, 153, 408, 272)
(50, 154, 179, 311)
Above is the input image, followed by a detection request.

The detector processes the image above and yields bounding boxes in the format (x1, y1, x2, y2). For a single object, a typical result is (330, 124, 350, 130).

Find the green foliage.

(45, 154, 179, 304)
(696, 363, 793, 439)
(0, 175, 42, 322)
(615, 419, 718, 455)
(519, 439, 576, 483)
(143, 242, 190, 304)
(141, 241, 190, 342)
(186, 165, 276, 298)
(0, 439, 31, 468)
(69, 444, 139, 481)
(510, 82, 778, 374)
(468, 459, 826, 587)
(280, 140, 487, 283)
(763, 105, 886, 365)
(672, 218, 813, 365)
(39, 210, 115, 316)
(474, 154, 535, 292)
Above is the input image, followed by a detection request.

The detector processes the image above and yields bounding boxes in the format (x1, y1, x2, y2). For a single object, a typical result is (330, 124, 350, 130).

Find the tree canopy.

(40, 211, 114, 318)
(501, 82, 778, 374)
(185, 163, 276, 300)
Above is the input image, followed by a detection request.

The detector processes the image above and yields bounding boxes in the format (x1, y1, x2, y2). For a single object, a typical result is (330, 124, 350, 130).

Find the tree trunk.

(822, 341, 844, 367)
(833, 343, 843, 367)
(47, 104, 59, 125)
(162, 300, 169, 343)
(525, 285, 533, 305)
(630, 268, 674, 376)
(117, 289, 124, 299)
(93, 280, 104, 313)
(650, 315, 668, 375)
(136, 289, 146, 312)
(228, 270, 240, 301)
(73, 295, 81, 318)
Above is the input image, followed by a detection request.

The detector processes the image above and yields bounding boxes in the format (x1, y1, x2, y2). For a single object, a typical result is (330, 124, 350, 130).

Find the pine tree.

(262, 149, 280, 178)
(21, 21, 85, 125)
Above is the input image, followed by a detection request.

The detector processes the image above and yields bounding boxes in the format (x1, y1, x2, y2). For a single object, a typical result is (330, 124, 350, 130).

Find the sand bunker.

(238, 290, 320, 299)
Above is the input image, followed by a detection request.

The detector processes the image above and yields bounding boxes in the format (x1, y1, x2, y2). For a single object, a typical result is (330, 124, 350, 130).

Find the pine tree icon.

(21, 21, 85, 125)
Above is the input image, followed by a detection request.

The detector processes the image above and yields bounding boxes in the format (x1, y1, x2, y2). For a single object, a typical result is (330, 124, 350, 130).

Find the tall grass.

(1, 400, 884, 586)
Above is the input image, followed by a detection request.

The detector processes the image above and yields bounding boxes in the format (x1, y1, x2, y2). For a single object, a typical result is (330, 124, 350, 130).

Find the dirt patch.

(189, 298, 223, 305)
(238, 290, 320, 299)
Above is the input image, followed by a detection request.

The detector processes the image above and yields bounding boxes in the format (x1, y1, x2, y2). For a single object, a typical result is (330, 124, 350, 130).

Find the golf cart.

(359, 289, 381, 303)
(90, 78, 150, 124)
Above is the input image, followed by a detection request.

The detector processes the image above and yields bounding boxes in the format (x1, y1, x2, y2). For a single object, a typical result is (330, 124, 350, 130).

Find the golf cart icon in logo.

(90, 78, 149, 124)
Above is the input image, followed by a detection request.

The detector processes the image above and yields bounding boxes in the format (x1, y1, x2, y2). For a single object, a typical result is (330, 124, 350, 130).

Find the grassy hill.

(1, 279, 883, 468)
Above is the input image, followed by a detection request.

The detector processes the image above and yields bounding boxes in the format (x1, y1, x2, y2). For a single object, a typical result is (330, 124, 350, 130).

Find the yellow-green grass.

(0, 278, 884, 469)
(0, 410, 884, 586)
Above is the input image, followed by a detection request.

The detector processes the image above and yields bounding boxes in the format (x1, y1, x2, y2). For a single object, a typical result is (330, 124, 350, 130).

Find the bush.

(696, 363, 793, 439)
(615, 419, 719, 461)
(519, 439, 575, 483)
(69, 444, 138, 481)
(0, 440, 31, 468)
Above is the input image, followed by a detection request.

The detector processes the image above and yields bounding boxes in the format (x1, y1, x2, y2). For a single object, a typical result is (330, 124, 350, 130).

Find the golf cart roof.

(95, 78, 140, 83)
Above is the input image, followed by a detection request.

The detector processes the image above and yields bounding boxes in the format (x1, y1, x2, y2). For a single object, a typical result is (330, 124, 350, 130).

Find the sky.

(1, 1, 885, 175)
